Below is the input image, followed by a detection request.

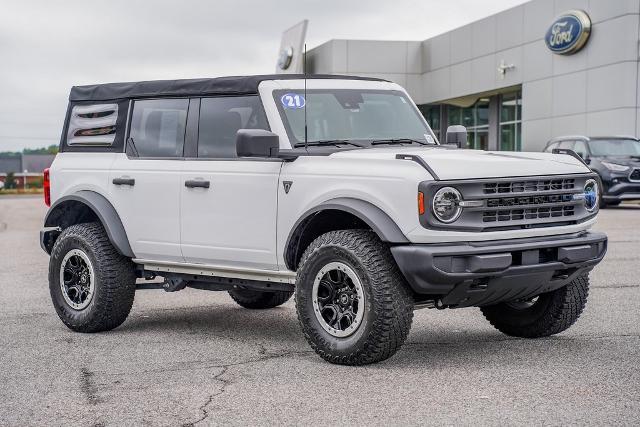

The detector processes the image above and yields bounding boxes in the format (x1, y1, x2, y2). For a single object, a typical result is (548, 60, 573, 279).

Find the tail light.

(43, 168, 51, 207)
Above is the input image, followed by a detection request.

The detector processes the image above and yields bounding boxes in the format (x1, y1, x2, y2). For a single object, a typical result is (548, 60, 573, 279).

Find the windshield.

(588, 139, 640, 156)
(273, 89, 436, 146)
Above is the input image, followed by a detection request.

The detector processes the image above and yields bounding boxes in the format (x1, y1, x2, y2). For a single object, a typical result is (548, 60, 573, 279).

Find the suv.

(42, 75, 607, 365)
(544, 136, 640, 207)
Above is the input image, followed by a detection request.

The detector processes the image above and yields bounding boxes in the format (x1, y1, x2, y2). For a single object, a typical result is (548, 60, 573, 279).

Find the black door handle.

(185, 179, 210, 189)
(112, 177, 135, 186)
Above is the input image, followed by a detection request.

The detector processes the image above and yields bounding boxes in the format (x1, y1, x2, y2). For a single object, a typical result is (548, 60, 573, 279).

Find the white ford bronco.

(42, 75, 607, 365)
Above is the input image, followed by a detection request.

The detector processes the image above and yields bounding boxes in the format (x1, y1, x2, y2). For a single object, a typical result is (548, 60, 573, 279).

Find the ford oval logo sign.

(545, 10, 591, 55)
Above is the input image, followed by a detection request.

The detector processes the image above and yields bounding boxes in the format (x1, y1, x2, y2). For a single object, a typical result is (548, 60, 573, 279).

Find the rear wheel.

(481, 274, 590, 338)
(295, 230, 414, 365)
(49, 222, 136, 332)
(228, 289, 293, 309)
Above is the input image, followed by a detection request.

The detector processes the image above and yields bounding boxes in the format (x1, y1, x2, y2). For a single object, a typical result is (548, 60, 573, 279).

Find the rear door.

(108, 98, 189, 262)
(180, 96, 282, 270)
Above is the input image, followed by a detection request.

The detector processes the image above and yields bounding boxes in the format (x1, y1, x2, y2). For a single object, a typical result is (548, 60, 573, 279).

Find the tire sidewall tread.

(295, 229, 414, 365)
(49, 222, 135, 333)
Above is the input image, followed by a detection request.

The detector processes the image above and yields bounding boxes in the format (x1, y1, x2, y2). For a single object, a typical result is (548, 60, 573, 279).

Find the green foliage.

(0, 144, 58, 157)
(27, 177, 44, 189)
(4, 172, 17, 190)
(22, 145, 59, 155)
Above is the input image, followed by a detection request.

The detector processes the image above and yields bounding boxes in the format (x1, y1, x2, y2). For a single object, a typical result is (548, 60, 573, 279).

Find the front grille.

(420, 174, 595, 232)
(483, 192, 576, 223)
(630, 169, 640, 181)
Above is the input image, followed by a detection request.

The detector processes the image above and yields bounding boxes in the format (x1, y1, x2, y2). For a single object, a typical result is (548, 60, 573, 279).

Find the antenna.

(304, 43, 308, 151)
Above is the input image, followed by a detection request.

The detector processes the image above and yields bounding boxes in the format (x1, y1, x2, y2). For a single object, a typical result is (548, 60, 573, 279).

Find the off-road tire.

(481, 274, 590, 338)
(49, 222, 136, 332)
(228, 289, 293, 309)
(295, 229, 414, 365)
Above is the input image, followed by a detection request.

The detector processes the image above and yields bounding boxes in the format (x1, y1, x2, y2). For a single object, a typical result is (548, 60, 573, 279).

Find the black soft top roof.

(69, 74, 388, 102)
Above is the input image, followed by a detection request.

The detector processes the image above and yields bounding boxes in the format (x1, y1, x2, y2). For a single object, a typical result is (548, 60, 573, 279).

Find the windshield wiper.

(294, 139, 365, 148)
(371, 138, 428, 146)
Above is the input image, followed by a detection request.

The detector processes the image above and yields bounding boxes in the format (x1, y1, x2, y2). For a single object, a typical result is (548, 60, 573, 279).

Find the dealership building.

(301, 0, 640, 152)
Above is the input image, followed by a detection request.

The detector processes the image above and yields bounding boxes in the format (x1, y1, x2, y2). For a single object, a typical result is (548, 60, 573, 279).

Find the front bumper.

(391, 231, 607, 308)
(601, 181, 640, 202)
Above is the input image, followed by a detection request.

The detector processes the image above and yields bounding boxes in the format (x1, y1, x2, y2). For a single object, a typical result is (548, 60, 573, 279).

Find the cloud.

(0, 0, 528, 151)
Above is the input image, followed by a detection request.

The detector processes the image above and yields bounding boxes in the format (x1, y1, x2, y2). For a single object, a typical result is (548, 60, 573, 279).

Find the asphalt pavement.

(0, 196, 638, 426)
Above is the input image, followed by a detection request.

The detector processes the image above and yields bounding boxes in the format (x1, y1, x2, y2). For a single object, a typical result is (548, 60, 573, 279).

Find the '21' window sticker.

(281, 93, 306, 109)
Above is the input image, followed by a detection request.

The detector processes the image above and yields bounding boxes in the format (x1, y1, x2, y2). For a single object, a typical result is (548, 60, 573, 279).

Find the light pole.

(23, 169, 27, 191)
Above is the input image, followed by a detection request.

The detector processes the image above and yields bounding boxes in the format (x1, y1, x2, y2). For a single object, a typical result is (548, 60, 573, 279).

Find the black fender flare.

(284, 197, 409, 270)
(43, 190, 134, 257)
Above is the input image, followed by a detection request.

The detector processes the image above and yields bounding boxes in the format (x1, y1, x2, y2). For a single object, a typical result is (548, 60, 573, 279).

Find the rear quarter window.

(61, 101, 129, 153)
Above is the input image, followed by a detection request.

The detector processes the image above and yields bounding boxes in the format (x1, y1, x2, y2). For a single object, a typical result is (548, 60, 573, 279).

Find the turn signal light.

(418, 191, 425, 215)
(43, 168, 51, 207)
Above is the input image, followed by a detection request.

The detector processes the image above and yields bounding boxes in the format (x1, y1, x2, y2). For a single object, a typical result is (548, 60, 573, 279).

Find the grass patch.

(0, 188, 43, 196)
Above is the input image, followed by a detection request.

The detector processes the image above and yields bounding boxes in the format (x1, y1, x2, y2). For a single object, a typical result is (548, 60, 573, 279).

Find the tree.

(4, 172, 17, 190)
(22, 145, 58, 155)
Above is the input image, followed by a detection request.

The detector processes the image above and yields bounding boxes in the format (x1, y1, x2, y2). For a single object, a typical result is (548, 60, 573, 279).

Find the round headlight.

(432, 187, 462, 223)
(584, 179, 599, 211)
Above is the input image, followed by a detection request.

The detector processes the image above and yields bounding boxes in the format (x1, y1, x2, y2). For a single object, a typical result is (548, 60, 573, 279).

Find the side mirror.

(446, 125, 467, 148)
(584, 156, 591, 165)
(236, 129, 279, 158)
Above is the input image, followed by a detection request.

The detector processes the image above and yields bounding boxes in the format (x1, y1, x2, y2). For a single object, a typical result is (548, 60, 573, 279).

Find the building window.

(499, 91, 522, 151)
(418, 105, 441, 140)
(447, 98, 490, 150)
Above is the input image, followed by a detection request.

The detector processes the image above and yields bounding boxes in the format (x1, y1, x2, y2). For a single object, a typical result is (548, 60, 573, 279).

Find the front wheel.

(481, 274, 590, 338)
(295, 230, 414, 365)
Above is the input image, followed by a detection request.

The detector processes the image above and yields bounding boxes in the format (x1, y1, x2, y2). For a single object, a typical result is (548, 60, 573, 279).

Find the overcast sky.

(0, 0, 528, 152)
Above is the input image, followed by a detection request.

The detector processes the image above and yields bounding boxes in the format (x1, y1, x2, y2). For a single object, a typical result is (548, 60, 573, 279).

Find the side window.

(129, 99, 189, 158)
(558, 140, 575, 150)
(544, 142, 559, 152)
(573, 140, 588, 158)
(198, 96, 269, 158)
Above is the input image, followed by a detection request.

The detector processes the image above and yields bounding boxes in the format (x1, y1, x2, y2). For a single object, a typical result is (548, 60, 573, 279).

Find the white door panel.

(109, 155, 183, 261)
(181, 160, 282, 270)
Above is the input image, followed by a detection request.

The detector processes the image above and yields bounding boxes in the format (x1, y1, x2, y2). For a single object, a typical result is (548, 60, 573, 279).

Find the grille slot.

(483, 178, 575, 194)
(483, 206, 575, 223)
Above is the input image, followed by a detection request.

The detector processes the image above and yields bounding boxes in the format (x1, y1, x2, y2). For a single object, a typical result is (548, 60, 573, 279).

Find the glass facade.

(418, 104, 441, 140)
(447, 98, 490, 150)
(418, 89, 522, 151)
(499, 91, 522, 151)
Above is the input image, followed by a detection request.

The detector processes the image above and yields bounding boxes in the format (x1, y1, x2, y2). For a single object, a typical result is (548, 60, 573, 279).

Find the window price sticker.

(281, 93, 306, 109)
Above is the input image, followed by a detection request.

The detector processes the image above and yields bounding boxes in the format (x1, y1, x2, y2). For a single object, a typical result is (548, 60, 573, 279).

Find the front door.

(109, 98, 189, 262)
(180, 96, 282, 270)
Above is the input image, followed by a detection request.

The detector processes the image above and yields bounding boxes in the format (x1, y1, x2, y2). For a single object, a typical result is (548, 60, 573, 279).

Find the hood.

(593, 155, 640, 167)
(330, 146, 591, 180)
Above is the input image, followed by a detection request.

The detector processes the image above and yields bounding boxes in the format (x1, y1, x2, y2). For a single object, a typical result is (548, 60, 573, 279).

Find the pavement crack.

(184, 367, 231, 426)
(593, 284, 639, 289)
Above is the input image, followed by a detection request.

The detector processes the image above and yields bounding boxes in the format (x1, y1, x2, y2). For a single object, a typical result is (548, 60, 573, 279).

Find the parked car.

(41, 75, 607, 365)
(544, 136, 640, 207)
